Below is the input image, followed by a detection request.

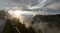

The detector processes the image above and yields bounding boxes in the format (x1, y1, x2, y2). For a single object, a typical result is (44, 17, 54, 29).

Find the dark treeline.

(32, 14, 60, 28)
(32, 14, 60, 33)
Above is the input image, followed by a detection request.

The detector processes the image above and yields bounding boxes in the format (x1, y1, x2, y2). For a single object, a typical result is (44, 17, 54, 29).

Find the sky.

(0, 0, 60, 14)
(0, 0, 60, 9)
(0, 0, 39, 9)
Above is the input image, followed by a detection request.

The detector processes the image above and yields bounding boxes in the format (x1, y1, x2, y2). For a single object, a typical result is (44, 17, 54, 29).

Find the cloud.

(0, 0, 39, 9)
(0, 0, 60, 14)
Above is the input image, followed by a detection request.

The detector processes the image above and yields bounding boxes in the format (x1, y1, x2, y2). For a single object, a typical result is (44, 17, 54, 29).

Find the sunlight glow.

(8, 10, 24, 18)
(13, 10, 21, 18)
(8, 9, 34, 19)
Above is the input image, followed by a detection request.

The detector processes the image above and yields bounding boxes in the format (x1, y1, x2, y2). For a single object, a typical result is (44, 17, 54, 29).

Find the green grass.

(2, 20, 13, 33)
(2, 19, 35, 33)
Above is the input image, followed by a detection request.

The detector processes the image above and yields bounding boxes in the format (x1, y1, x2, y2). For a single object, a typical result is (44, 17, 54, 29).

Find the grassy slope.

(2, 20, 13, 33)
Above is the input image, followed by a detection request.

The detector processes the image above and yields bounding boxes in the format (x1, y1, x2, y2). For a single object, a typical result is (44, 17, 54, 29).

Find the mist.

(0, 0, 60, 33)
